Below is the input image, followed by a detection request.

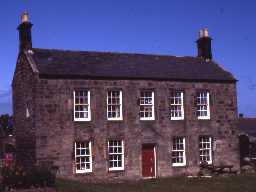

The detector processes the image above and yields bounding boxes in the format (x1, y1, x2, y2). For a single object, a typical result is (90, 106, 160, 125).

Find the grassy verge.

(56, 175, 256, 192)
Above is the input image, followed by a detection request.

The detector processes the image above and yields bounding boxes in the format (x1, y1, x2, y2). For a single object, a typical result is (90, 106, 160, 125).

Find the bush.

(1, 164, 56, 190)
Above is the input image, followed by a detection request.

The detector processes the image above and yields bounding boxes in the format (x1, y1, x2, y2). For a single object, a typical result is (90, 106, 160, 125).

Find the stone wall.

(33, 78, 239, 180)
(12, 54, 37, 167)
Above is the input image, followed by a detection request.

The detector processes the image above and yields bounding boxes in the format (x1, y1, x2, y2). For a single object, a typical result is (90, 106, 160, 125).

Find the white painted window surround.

(140, 91, 155, 120)
(75, 141, 92, 173)
(73, 90, 91, 121)
(172, 137, 186, 167)
(170, 91, 184, 120)
(197, 91, 210, 120)
(108, 140, 124, 171)
(199, 136, 212, 165)
(107, 90, 123, 120)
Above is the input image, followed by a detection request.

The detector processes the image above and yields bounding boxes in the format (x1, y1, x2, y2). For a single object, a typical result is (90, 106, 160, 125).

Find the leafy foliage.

(0, 114, 13, 136)
(0, 164, 56, 190)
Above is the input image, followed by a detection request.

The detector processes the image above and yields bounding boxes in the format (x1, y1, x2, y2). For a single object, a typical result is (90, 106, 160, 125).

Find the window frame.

(170, 90, 184, 120)
(108, 140, 124, 171)
(199, 136, 212, 165)
(73, 90, 91, 122)
(107, 90, 123, 121)
(139, 90, 155, 121)
(171, 137, 186, 167)
(74, 141, 92, 174)
(197, 91, 210, 120)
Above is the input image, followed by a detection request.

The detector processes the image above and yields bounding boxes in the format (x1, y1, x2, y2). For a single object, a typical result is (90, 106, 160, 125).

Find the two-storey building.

(13, 12, 239, 181)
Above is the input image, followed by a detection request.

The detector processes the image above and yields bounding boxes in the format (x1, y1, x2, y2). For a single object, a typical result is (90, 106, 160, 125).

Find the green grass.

(56, 175, 256, 192)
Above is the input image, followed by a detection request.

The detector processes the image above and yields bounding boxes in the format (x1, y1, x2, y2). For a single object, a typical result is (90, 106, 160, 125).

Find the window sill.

(200, 162, 212, 165)
(197, 117, 211, 120)
(197, 118, 211, 121)
(107, 118, 123, 121)
(140, 118, 155, 121)
(170, 117, 184, 121)
(75, 170, 92, 174)
(74, 119, 91, 122)
(108, 168, 124, 172)
(172, 164, 186, 167)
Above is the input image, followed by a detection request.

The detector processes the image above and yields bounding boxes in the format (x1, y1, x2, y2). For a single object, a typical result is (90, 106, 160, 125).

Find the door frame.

(142, 144, 157, 178)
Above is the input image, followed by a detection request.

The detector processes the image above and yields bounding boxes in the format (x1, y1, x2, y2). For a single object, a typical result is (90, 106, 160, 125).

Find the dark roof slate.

(238, 118, 256, 137)
(28, 48, 236, 82)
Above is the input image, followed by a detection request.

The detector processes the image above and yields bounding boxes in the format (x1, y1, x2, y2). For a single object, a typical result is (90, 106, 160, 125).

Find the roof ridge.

(32, 47, 199, 59)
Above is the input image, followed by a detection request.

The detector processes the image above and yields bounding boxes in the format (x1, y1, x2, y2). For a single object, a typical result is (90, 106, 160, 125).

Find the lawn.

(56, 175, 256, 192)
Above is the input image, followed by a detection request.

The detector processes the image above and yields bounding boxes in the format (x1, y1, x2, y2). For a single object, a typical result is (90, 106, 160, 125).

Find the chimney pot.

(17, 11, 33, 52)
(199, 28, 209, 38)
(21, 11, 29, 23)
(197, 28, 212, 60)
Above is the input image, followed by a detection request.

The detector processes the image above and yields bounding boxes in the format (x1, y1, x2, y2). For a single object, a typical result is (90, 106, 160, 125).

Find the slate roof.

(26, 48, 236, 82)
(239, 118, 256, 137)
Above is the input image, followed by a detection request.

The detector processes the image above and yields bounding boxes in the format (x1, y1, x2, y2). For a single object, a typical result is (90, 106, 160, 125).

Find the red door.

(142, 145, 156, 177)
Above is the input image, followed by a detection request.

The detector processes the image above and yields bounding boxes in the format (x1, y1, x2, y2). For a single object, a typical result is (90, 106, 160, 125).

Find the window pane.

(170, 91, 183, 119)
(74, 90, 90, 120)
(140, 91, 154, 119)
(199, 136, 212, 164)
(108, 140, 124, 170)
(172, 137, 185, 166)
(197, 91, 209, 118)
(107, 91, 122, 119)
(75, 141, 92, 172)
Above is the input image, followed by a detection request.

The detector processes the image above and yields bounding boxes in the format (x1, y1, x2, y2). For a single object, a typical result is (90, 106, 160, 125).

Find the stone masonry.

(13, 12, 240, 181)
(14, 62, 239, 180)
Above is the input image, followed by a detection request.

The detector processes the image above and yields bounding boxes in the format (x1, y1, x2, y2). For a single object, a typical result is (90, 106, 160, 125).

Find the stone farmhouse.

(13, 12, 239, 180)
(238, 115, 256, 166)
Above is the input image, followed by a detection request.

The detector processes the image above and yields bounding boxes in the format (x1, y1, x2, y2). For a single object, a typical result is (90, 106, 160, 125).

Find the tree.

(0, 114, 13, 136)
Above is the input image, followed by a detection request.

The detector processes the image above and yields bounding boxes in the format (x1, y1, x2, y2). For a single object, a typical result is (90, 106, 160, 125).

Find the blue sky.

(0, 0, 255, 117)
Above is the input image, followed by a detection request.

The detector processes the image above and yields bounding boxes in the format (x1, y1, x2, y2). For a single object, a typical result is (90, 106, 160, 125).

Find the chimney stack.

(196, 28, 212, 61)
(17, 12, 33, 52)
